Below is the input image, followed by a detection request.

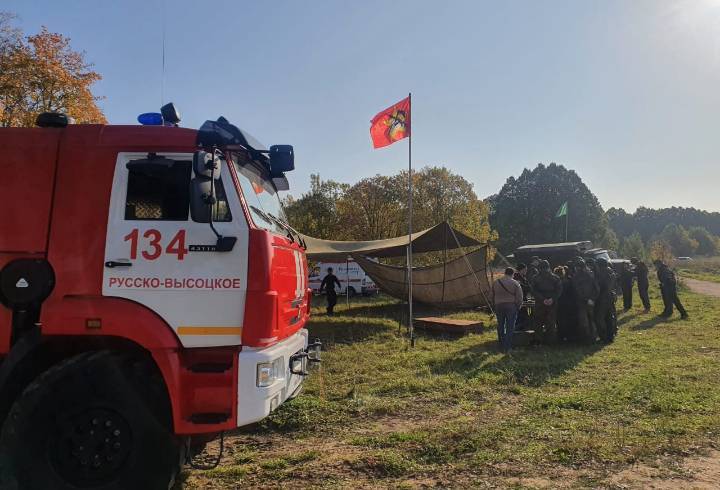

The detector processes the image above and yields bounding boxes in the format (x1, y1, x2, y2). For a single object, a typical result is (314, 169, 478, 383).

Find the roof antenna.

(160, 0, 166, 106)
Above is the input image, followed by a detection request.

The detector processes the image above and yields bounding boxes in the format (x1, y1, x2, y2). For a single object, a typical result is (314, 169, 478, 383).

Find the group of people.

(492, 256, 687, 352)
(618, 258, 687, 319)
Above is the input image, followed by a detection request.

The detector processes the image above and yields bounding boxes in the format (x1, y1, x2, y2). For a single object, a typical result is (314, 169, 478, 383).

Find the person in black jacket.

(631, 257, 651, 313)
(593, 258, 618, 343)
(531, 260, 563, 343)
(513, 263, 530, 330)
(320, 267, 342, 315)
(619, 262, 634, 311)
(570, 258, 599, 343)
(654, 260, 688, 319)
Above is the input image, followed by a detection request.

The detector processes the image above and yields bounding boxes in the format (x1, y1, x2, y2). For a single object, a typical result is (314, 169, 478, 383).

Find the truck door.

(102, 152, 249, 347)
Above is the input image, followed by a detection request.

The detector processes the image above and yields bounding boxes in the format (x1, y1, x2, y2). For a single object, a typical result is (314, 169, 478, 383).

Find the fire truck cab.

(0, 109, 316, 489)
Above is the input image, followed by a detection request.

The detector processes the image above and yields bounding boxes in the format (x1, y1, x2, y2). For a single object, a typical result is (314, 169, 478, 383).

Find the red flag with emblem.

(370, 96, 411, 149)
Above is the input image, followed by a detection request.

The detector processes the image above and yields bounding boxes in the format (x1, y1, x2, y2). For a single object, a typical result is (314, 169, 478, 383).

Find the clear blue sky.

(7, 0, 720, 211)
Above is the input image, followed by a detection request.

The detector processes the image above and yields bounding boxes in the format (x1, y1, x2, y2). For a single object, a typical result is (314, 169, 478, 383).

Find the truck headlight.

(256, 357, 284, 387)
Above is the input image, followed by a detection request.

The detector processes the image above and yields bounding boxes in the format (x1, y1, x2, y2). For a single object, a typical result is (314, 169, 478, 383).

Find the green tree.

(687, 226, 719, 256)
(489, 163, 614, 253)
(659, 224, 698, 257)
(619, 231, 647, 261)
(283, 174, 348, 239)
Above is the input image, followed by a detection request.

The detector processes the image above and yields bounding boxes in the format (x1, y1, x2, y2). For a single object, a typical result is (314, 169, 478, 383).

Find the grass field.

(676, 256, 720, 284)
(184, 282, 720, 488)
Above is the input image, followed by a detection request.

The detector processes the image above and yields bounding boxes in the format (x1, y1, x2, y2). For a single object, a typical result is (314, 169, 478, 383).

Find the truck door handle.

(105, 261, 132, 268)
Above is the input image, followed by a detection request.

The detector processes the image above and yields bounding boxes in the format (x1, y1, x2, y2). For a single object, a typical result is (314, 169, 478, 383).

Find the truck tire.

(347, 286, 356, 298)
(0, 351, 183, 490)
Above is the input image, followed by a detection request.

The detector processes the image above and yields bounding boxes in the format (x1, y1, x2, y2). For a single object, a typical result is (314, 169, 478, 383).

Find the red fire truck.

(0, 106, 318, 489)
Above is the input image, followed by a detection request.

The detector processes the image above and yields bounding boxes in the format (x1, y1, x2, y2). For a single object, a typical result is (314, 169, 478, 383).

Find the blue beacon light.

(137, 112, 164, 125)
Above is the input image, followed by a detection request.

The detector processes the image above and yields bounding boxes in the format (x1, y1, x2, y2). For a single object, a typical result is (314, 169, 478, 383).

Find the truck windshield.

(231, 153, 288, 235)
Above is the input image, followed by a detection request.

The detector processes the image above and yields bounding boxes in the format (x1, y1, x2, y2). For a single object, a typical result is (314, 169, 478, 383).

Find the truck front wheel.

(0, 351, 183, 490)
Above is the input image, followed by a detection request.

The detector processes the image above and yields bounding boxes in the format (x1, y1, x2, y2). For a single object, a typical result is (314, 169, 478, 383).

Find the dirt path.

(684, 277, 720, 298)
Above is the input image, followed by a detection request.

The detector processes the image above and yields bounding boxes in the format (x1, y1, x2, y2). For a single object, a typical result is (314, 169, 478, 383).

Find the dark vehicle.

(513, 241, 611, 268)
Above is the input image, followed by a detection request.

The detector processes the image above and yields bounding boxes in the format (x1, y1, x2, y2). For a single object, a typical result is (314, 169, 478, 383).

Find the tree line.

(609, 208, 720, 260)
(286, 162, 720, 263)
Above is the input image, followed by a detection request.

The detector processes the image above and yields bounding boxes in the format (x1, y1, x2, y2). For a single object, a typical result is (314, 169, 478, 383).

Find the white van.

(309, 259, 379, 296)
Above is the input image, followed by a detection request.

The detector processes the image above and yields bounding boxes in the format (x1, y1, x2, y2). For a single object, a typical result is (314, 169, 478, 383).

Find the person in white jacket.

(492, 267, 524, 352)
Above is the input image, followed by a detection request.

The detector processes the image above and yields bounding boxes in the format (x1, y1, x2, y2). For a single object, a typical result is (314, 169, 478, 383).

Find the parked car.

(513, 241, 612, 268)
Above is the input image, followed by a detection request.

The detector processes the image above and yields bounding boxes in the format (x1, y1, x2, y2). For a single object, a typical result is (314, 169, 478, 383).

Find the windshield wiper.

(250, 205, 300, 245)
(266, 212, 297, 244)
(266, 212, 306, 249)
(249, 205, 275, 227)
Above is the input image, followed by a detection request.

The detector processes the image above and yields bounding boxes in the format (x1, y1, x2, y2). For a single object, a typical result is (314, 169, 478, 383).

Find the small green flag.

(556, 201, 568, 218)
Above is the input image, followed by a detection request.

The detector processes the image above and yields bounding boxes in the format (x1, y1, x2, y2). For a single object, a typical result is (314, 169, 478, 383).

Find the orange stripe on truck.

(177, 326, 243, 336)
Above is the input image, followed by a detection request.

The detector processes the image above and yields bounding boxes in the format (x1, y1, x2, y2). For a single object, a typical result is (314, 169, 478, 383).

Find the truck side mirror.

(190, 151, 236, 252)
(269, 145, 294, 176)
(193, 150, 221, 179)
(190, 178, 215, 222)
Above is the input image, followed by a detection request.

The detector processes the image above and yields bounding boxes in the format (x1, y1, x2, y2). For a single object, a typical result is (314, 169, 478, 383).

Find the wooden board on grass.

(414, 317, 484, 335)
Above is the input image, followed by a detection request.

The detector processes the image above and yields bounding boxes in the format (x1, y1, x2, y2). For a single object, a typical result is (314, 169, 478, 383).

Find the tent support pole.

(448, 227, 494, 316)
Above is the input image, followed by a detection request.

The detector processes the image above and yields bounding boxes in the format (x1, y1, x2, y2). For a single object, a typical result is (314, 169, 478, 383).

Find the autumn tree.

(334, 174, 405, 240)
(410, 166, 496, 245)
(0, 14, 105, 127)
(284, 166, 496, 249)
(649, 239, 673, 264)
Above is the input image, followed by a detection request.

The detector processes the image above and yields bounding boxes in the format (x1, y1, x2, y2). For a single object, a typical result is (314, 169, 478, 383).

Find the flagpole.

(407, 92, 414, 347)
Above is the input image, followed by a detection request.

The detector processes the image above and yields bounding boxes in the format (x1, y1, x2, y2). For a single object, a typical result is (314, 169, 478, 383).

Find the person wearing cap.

(593, 257, 618, 342)
(492, 267, 524, 352)
(631, 257, 651, 313)
(619, 262, 634, 311)
(557, 263, 577, 341)
(530, 260, 563, 343)
(654, 260, 688, 319)
(570, 257, 599, 343)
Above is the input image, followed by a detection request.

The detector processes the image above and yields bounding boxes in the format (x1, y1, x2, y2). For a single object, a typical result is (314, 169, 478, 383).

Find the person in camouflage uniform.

(570, 257, 599, 343)
(530, 260, 563, 343)
(654, 260, 688, 319)
(593, 257, 618, 343)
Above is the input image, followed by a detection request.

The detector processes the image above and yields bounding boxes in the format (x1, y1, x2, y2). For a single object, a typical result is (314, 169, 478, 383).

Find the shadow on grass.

(307, 316, 397, 349)
(630, 315, 679, 331)
(617, 311, 641, 326)
(334, 302, 487, 329)
(428, 340, 602, 387)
